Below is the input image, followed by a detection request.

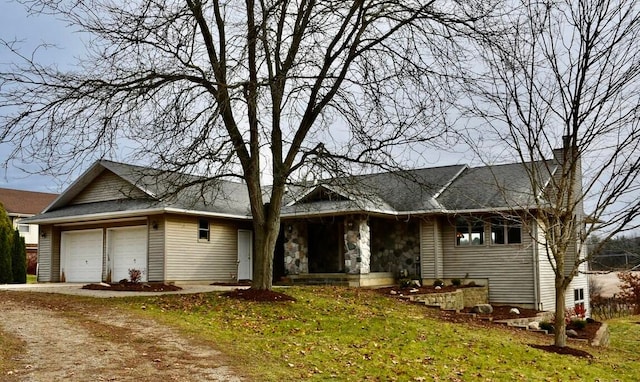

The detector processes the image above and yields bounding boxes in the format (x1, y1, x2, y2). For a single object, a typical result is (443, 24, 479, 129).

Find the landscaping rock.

(566, 329, 579, 338)
(528, 321, 540, 330)
(509, 308, 520, 315)
(471, 304, 493, 314)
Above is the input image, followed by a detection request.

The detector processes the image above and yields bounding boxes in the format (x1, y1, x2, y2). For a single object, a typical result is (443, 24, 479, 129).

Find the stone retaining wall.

(409, 286, 489, 311)
(412, 290, 465, 311)
(461, 286, 489, 307)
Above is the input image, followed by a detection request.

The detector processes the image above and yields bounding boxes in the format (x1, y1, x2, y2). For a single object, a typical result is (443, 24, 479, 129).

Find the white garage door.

(61, 229, 104, 283)
(108, 226, 148, 282)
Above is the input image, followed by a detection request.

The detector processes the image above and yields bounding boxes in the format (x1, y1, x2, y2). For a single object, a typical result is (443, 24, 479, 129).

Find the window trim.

(198, 218, 210, 241)
(490, 217, 522, 245)
(455, 218, 485, 246)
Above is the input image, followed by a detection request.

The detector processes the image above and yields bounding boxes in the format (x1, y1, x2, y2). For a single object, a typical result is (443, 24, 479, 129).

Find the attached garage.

(107, 226, 148, 282)
(61, 229, 104, 282)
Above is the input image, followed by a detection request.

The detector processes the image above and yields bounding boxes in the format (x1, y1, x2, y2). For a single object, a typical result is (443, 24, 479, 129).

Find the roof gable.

(69, 170, 148, 205)
(290, 185, 351, 205)
(33, 160, 253, 222)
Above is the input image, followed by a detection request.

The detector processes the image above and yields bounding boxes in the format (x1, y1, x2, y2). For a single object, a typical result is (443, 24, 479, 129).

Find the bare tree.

(0, 1, 495, 290)
(464, 0, 640, 346)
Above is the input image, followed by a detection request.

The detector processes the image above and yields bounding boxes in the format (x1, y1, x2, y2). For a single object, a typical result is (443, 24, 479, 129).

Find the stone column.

(344, 217, 370, 274)
(283, 222, 308, 275)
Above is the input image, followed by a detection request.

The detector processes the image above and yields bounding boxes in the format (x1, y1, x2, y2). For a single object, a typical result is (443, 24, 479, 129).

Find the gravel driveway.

(0, 290, 244, 381)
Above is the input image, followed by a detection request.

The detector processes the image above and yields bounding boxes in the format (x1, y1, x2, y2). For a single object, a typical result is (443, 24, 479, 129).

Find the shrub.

(399, 278, 412, 288)
(0, 204, 13, 284)
(451, 278, 462, 287)
(570, 319, 587, 330)
(11, 229, 26, 284)
(618, 271, 640, 314)
(539, 321, 554, 333)
(128, 268, 142, 283)
(433, 279, 444, 287)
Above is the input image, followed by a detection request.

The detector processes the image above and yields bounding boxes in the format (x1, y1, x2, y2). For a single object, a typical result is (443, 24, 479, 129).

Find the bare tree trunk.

(553, 281, 567, 347)
(250, 201, 282, 291)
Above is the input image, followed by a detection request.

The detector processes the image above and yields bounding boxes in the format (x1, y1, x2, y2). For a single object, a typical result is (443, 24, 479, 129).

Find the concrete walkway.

(0, 282, 246, 298)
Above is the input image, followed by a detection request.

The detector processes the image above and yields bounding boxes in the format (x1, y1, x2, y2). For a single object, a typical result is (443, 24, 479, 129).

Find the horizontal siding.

(441, 219, 535, 306)
(165, 215, 239, 282)
(420, 218, 436, 278)
(148, 216, 165, 282)
(536, 222, 556, 312)
(37, 225, 52, 282)
(71, 170, 146, 205)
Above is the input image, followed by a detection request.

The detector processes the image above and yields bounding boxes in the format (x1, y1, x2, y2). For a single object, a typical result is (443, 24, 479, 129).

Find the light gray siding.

(165, 214, 239, 282)
(440, 219, 536, 306)
(536, 221, 556, 311)
(71, 171, 146, 205)
(148, 216, 165, 281)
(420, 218, 443, 279)
(37, 225, 52, 282)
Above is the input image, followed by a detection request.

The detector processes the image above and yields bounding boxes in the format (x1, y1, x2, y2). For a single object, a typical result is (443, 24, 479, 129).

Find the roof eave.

(25, 206, 252, 225)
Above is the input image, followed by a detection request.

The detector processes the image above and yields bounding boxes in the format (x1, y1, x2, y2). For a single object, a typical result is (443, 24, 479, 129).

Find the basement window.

(198, 219, 210, 241)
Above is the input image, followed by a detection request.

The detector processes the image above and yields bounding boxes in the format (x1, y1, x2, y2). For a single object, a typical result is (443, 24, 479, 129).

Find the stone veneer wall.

(461, 286, 489, 307)
(370, 219, 420, 277)
(413, 290, 465, 311)
(284, 222, 308, 275)
(344, 217, 370, 274)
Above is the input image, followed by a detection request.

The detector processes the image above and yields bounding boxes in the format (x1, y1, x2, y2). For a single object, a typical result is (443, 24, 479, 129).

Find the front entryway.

(107, 226, 148, 282)
(237, 230, 253, 281)
(61, 229, 103, 282)
(308, 222, 343, 273)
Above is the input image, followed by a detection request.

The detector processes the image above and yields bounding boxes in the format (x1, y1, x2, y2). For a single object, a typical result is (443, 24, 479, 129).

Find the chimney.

(552, 135, 576, 164)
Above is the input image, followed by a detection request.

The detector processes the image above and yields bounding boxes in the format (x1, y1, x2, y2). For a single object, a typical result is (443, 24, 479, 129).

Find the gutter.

(22, 207, 252, 225)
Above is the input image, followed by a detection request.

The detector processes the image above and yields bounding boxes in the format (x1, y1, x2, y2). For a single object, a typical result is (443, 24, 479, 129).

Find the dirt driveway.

(0, 291, 243, 381)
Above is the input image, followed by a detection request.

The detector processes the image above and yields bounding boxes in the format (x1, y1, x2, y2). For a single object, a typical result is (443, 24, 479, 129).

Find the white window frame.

(198, 218, 210, 241)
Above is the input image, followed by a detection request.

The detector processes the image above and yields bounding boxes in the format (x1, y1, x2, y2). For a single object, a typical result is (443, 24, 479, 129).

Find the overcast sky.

(0, 1, 85, 192)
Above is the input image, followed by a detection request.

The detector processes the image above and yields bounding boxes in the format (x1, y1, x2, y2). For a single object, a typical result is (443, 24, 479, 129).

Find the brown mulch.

(82, 282, 183, 292)
(221, 288, 297, 302)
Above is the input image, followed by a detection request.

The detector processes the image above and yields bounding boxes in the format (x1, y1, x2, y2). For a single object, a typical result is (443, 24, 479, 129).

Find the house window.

(574, 288, 585, 317)
(18, 224, 30, 233)
(491, 218, 522, 244)
(455, 218, 484, 246)
(198, 219, 210, 241)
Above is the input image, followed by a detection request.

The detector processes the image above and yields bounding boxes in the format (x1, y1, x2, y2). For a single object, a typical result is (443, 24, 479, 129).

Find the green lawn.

(114, 287, 640, 381)
(26, 274, 37, 284)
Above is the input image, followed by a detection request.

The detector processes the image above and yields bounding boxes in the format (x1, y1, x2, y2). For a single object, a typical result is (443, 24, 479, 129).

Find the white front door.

(237, 230, 253, 281)
(108, 226, 148, 282)
(61, 229, 103, 282)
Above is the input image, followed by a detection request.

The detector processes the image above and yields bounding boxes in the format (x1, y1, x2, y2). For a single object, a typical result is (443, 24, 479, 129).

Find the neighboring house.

(0, 187, 58, 273)
(25, 144, 589, 314)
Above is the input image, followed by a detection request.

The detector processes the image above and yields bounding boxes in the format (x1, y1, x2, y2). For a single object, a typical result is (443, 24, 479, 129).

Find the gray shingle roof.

(26, 160, 252, 222)
(26, 157, 558, 223)
(437, 160, 555, 211)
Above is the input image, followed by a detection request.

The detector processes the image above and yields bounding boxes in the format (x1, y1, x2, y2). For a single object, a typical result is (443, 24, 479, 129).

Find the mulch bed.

(82, 282, 182, 292)
(221, 288, 297, 302)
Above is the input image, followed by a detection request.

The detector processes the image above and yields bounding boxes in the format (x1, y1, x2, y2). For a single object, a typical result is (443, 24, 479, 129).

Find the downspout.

(532, 221, 542, 311)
